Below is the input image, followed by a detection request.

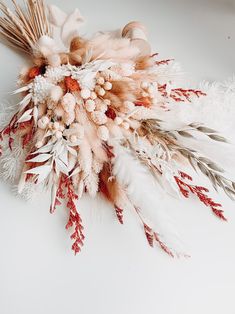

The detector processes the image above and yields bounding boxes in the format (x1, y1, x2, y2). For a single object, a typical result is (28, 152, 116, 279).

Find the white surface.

(0, 1, 235, 314)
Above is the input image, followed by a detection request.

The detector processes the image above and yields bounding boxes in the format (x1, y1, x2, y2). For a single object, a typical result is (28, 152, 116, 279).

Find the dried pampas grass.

(0, 0, 51, 53)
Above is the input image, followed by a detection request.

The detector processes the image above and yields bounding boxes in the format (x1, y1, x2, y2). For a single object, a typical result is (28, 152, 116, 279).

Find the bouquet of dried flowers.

(0, 0, 234, 256)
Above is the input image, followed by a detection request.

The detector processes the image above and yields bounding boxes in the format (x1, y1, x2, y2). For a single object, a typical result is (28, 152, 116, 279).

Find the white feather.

(111, 141, 186, 256)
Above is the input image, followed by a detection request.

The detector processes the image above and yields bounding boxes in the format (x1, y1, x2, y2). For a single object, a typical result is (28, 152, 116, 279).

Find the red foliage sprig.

(114, 206, 124, 224)
(158, 84, 206, 102)
(170, 88, 206, 102)
(175, 171, 226, 221)
(133, 206, 175, 257)
(52, 175, 85, 255)
(0, 113, 18, 151)
(143, 222, 174, 257)
(155, 59, 174, 66)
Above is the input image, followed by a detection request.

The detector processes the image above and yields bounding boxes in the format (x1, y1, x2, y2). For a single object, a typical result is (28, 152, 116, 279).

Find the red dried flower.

(64, 76, 80, 92)
(28, 66, 41, 79)
(105, 107, 116, 120)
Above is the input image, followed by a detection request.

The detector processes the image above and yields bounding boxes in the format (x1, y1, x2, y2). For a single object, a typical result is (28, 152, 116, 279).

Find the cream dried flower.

(91, 111, 108, 125)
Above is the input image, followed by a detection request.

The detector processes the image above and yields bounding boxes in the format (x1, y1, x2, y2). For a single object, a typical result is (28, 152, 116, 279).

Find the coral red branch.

(156, 59, 173, 66)
(170, 88, 206, 102)
(143, 222, 174, 257)
(114, 206, 124, 224)
(157, 85, 206, 102)
(51, 175, 85, 255)
(175, 172, 226, 221)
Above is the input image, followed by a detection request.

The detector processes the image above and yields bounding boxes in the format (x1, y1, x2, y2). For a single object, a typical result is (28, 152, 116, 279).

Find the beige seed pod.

(64, 111, 75, 126)
(47, 54, 61, 67)
(97, 125, 109, 141)
(50, 86, 64, 103)
(54, 104, 65, 118)
(122, 21, 151, 57)
(59, 53, 70, 65)
(103, 81, 112, 91)
(69, 51, 83, 65)
(70, 37, 87, 52)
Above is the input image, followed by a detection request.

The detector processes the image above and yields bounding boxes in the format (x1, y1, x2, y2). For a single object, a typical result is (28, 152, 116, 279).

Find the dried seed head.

(80, 88, 91, 99)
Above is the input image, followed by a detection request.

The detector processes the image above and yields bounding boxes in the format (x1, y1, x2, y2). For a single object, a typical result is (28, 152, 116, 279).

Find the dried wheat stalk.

(0, 0, 51, 54)
(140, 119, 235, 199)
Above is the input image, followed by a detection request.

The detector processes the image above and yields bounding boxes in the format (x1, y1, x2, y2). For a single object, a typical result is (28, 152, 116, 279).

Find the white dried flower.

(122, 122, 130, 130)
(35, 141, 43, 148)
(97, 125, 109, 141)
(114, 117, 123, 125)
(90, 91, 97, 100)
(45, 65, 70, 83)
(70, 123, 84, 139)
(80, 88, 91, 99)
(141, 91, 149, 98)
(70, 135, 78, 143)
(52, 121, 60, 130)
(38, 116, 50, 129)
(59, 124, 65, 132)
(96, 77, 105, 85)
(91, 111, 107, 125)
(95, 100, 107, 113)
(141, 81, 149, 89)
(63, 111, 75, 126)
(104, 99, 111, 106)
(62, 93, 76, 112)
(54, 104, 64, 118)
(55, 130, 63, 139)
(85, 99, 96, 112)
(148, 85, 155, 94)
(50, 86, 63, 103)
(47, 102, 54, 110)
(103, 81, 112, 91)
(47, 54, 61, 67)
(97, 87, 106, 97)
(31, 76, 54, 104)
(122, 101, 135, 113)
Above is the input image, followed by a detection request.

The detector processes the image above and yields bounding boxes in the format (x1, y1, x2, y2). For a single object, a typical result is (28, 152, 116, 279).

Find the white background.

(0, 1, 235, 313)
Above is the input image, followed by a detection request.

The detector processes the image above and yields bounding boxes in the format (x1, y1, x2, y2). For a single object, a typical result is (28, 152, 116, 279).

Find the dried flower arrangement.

(0, 0, 234, 256)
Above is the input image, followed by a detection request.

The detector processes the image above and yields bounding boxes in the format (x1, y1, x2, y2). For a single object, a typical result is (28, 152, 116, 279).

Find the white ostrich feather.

(111, 141, 186, 256)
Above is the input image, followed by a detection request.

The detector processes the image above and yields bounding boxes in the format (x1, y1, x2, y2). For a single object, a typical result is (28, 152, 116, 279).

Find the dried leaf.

(13, 85, 30, 94)
(178, 130, 193, 138)
(189, 122, 200, 128)
(197, 162, 209, 176)
(35, 143, 54, 154)
(188, 156, 197, 171)
(197, 126, 216, 133)
(207, 163, 224, 173)
(167, 132, 177, 140)
(17, 108, 33, 123)
(224, 187, 235, 200)
(25, 165, 52, 176)
(19, 93, 32, 111)
(26, 153, 52, 163)
(208, 134, 227, 143)
(69, 166, 81, 178)
(55, 159, 69, 175)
